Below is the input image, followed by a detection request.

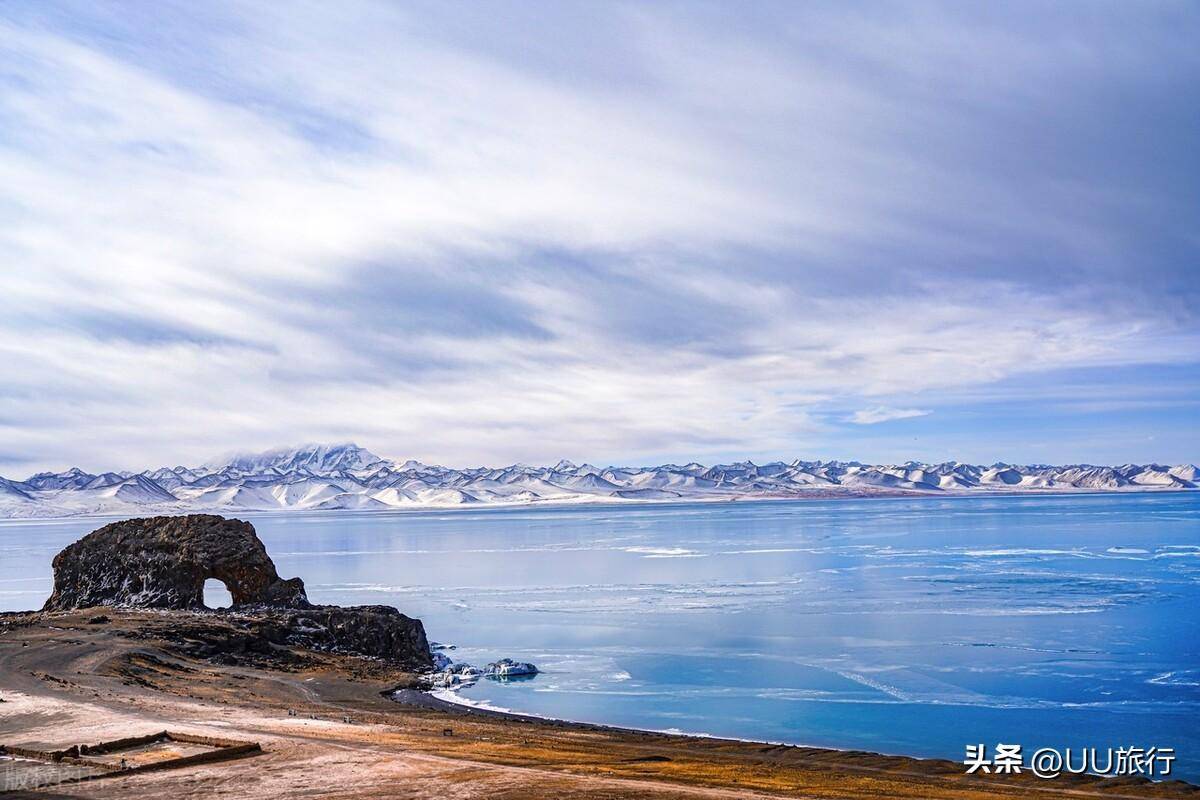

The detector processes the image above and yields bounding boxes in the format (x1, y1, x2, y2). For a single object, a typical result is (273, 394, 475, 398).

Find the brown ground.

(1, 610, 1196, 799)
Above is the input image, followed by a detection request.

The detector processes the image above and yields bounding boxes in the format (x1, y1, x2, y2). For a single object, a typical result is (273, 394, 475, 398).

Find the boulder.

(485, 657, 539, 678)
(426, 657, 538, 688)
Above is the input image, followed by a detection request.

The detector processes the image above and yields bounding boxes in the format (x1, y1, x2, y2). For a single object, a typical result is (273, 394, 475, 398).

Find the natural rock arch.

(203, 577, 234, 609)
(43, 514, 309, 611)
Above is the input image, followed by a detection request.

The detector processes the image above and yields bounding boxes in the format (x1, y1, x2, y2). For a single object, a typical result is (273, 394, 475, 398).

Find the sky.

(1, 1, 1198, 475)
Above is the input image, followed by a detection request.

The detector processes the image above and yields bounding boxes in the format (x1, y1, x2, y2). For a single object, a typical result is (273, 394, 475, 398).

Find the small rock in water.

(484, 658, 539, 678)
(426, 657, 538, 688)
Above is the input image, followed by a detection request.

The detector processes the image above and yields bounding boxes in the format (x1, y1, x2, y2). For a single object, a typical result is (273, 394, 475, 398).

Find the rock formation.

(427, 657, 539, 688)
(41, 514, 432, 670)
(147, 604, 433, 671)
(43, 515, 308, 611)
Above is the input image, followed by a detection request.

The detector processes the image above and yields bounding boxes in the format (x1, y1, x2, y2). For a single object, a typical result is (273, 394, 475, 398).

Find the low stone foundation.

(0, 731, 261, 791)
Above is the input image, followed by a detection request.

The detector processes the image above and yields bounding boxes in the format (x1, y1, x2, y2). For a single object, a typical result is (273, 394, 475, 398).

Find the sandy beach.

(2, 609, 1196, 800)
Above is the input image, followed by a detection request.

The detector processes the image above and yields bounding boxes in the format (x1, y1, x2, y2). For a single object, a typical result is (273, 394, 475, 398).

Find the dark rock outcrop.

(193, 605, 430, 669)
(41, 514, 432, 669)
(116, 605, 433, 672)
(43, 515, 308, 611)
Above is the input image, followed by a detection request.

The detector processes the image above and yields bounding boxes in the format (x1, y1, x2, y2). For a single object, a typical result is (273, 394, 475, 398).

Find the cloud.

(849, 407, 932, 425)
(0, 1, 1197, 473)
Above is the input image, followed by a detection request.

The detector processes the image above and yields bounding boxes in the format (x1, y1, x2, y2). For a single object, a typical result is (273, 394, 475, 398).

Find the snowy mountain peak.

(213, 442, 386, 475)
(1, 445, 1194, 518)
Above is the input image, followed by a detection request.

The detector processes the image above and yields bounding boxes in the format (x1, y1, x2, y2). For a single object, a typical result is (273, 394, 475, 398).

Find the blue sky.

(1, 1, 1198, 474)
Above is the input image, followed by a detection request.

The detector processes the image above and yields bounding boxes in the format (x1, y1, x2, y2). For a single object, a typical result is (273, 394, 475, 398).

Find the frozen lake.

(3, 493, 1198, 779)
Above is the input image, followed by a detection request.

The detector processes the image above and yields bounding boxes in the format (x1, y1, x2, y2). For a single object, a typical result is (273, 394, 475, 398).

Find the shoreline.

(400, 684, 1200, 782)
(404, 686, 830, 752)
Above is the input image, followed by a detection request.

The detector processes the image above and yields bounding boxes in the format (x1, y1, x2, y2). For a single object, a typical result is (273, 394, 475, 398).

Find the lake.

(2, 493, 1198, 779)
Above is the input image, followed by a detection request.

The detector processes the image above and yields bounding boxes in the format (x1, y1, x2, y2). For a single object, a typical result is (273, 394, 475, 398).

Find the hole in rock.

(203, 578, 233, 610)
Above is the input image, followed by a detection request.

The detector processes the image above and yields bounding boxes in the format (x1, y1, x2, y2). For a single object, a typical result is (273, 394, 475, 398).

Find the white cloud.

(849, 407, 932, 425)
(0, 2, 1197, 473)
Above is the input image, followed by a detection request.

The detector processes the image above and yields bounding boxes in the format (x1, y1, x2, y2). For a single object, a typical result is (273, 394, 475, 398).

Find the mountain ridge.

(1, 443, 1195, 518)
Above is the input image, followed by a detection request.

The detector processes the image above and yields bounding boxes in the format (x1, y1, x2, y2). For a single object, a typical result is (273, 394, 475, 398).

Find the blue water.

(2, 493, 1198, 779)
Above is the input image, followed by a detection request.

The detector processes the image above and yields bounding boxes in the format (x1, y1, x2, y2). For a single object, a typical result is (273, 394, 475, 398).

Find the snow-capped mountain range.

(0, 443, 1195, 518)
